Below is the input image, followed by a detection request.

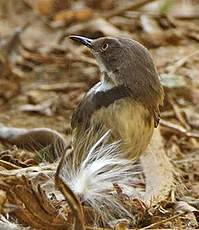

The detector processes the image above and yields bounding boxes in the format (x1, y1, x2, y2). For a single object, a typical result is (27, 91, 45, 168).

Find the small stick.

(86, 227, 112, 230)
(104, 0, 157, 19)
(0, 159, 20, 170)
(168, 95, 191, 131)
(141, 212, 186, 229)
(169, 50, 199, 74)
(160, 119, 199, 138)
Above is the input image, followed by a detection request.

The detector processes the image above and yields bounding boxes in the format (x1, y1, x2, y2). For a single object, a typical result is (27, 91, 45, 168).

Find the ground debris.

(0, 0, 198, 229)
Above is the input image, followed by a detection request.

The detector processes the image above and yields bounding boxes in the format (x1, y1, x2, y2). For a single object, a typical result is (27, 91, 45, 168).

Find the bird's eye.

(102, 43, 108, 51)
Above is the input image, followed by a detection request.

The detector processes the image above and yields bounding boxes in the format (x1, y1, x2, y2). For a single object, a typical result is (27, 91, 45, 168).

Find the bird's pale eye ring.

(102, 43, 108, 51)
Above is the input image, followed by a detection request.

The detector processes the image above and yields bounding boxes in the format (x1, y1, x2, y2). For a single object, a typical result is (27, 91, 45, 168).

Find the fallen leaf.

(160, 74, 187, 88)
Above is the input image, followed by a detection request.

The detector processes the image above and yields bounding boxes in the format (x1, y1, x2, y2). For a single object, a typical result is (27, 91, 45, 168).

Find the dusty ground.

(0, 0, 199, 229)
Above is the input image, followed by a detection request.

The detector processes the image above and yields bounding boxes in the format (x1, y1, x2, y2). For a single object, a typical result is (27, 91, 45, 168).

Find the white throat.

(95, 71, 116, 93)
(95, 80, 114, 93)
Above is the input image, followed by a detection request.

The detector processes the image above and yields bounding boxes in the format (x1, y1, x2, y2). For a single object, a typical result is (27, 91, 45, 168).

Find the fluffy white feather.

(58, 130, 143, 224)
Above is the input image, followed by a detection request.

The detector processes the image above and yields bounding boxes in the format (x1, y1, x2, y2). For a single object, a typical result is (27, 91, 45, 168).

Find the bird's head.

(69, 35, 164, 106)
(69, 36, 130, 77)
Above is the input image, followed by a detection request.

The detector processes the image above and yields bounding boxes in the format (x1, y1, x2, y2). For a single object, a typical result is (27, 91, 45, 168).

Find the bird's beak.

(69, 35, 93, 49)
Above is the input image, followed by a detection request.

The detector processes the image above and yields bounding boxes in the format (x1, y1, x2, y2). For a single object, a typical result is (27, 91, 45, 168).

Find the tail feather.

(58, 130, 143, 224)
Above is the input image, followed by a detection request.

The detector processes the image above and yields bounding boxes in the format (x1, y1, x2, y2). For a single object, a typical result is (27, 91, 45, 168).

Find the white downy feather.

(58, 130, 143, 224)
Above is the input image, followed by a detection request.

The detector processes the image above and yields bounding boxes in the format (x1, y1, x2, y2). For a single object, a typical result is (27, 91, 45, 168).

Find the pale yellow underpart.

(91, 100, 176, 206)
(91, 99, 154, 161)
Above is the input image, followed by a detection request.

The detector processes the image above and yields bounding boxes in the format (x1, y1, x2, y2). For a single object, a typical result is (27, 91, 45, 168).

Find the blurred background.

(0, 0, 199, 228)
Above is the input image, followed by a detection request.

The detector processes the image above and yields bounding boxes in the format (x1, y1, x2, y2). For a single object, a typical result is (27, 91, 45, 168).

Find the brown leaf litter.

(0, 0, 198, 229)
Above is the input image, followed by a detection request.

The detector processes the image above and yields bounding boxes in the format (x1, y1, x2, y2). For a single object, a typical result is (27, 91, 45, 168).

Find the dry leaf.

(0, 165, 72, 230)
(52, 9, 93, 26)
(85, 0, 116, 10)
(24, 0, 71, 17)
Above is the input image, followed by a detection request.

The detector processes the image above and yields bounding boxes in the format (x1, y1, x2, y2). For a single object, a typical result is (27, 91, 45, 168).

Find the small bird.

(69, 35, 164, 163)
(0, 36, 174, 228)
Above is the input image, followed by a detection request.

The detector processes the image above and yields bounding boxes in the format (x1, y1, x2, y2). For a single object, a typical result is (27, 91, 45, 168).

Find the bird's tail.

(56, 129, 144, 226)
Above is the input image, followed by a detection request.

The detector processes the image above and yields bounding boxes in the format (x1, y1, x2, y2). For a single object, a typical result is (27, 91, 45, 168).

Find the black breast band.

(71, 85, 131, 128)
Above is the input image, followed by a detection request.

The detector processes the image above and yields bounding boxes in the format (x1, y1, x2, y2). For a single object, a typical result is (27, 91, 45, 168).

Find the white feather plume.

(58, 130, 143, 224)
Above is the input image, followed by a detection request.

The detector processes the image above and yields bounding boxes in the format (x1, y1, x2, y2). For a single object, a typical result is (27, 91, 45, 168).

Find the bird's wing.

(71, 85, 132, 129)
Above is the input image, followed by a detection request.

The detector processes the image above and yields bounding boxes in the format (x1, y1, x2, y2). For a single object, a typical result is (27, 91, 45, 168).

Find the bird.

(0, 36, 176, 228)
(69, 35, 164, 164)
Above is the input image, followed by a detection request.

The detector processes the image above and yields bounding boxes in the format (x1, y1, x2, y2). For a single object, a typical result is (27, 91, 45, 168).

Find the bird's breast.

(71, 84, 131, 129)
(91, 99, 154, 160)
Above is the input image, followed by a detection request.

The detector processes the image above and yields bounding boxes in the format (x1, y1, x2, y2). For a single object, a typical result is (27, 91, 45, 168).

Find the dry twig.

(160, 119, 199, 138)
(141, 212, 186, 229)
(104, 0, 157, 19)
